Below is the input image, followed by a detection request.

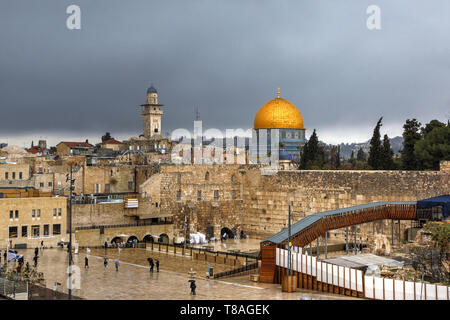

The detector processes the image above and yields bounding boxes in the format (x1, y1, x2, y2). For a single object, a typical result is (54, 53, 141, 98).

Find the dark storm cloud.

(1, 0, 450, 144)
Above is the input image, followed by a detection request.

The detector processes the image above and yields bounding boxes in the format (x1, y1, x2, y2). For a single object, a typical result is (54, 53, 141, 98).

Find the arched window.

(231, 174, 235, 182)
(205, 172, 209, 181)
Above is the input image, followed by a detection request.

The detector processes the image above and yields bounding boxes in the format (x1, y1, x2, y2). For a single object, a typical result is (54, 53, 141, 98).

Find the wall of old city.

(240, 168, 450, 239)
(159, 164, 246, 239)
(154, 164, 450, 241)
(75, 224, 173, 247)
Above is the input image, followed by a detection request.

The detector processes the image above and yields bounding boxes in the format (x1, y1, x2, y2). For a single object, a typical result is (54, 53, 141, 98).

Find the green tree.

(356, 148, 366, 162)
(423, 222, 450, 252)
(368, 117, 383, 169)
(349, 150, 356, 167)
(101, 132, 113, 142)
(328, 145, 341, 169)
(414, 125, 450, 170)
(400, 118, 422, 170)
(421, 120, 446, 138)
(299, 129, 325, 169)
(380, 134, 394, 170)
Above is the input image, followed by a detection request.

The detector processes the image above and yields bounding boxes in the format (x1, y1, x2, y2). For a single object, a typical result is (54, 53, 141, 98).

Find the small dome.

(147, 85, 157, 94)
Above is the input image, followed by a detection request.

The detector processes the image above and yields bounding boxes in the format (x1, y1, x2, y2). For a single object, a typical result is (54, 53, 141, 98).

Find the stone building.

(0, 163, 31, 181)
(56, 141, 95, 157)
(0, 189, 67, 248)
(122, 86, 174, 154)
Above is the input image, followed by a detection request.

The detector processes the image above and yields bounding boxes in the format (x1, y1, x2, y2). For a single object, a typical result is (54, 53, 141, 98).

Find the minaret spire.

(277, 87, 280, 98)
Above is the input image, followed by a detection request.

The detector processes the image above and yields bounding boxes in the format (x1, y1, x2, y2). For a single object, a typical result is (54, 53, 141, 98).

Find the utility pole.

(67, 165, 74, 300)
(288, 204, 292, 276)
(346, 227, 349, 255)
(184, 212, 187, 255)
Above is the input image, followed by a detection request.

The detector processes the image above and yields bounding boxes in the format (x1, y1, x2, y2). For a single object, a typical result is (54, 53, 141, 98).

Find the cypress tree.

(380, 134, 394, 170)
(356, 148, 366, 162)
(400, 118, 422, 170)
(368, 117, 383, 169)
(350, 150, 356, 167)
(299, 129, 324, 169)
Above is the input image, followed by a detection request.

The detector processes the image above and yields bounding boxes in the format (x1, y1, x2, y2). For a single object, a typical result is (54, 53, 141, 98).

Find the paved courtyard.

(14, 248, 359, 300)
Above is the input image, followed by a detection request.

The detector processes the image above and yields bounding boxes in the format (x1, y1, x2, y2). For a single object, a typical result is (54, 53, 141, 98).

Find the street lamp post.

(288, 204, 292, 276)
(184, 212, 187, 255)
(68, 165, 74, 300)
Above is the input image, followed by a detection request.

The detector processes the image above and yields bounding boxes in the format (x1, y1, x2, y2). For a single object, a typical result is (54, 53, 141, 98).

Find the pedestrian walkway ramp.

(259, 201, 416, 283)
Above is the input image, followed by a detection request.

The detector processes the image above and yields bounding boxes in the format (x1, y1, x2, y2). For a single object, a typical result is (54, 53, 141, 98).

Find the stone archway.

(128, 235, 139, 243)
(142, 234, 154, 243)
(111, 237, 123, 244)
(158, 233, 169, 244)
(220, 227, 234, 240)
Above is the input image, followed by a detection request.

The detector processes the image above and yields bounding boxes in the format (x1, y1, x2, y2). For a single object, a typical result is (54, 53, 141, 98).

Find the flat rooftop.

(322, 253, 404, 269)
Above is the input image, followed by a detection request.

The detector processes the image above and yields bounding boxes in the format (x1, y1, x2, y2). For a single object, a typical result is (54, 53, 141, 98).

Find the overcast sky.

(1, 0, 450, 147)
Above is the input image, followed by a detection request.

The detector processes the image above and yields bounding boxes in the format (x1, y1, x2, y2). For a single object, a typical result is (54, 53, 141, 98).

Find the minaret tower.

(141, 85, 164, 139)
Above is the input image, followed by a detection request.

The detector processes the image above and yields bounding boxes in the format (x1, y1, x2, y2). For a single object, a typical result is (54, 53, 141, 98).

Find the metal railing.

(75, 219, 173, 231)
(213, 262, 259, 279)
(72, 192, 139, 205)
(0, 277, 28, 300)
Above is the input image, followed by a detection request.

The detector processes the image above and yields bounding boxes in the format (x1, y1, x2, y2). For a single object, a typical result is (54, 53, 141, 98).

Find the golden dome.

(254, 89, 304, 130)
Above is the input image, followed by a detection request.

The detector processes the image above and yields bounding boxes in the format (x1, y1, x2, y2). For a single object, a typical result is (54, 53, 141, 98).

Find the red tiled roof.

(101, 139, 123, 145)
(59, 142, 94, 148)
(27, 146, 53, 154)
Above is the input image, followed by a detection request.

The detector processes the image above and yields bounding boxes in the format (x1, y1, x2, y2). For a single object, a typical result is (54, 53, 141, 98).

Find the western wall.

(157, 163, 450, 241)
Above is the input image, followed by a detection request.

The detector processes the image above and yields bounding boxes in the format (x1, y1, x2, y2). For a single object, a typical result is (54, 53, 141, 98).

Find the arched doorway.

(142, 234, 154, 243)
(111, 237, 123, 244)
(158, 233, 169, 244)
(220, 227, 234, 240)
(128, 235, 139, 243)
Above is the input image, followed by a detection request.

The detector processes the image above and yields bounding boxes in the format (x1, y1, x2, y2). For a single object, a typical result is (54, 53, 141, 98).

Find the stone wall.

(75, 224, 173, 247)
(72, 203, 135, 227)
(241, 168, 450, 238)
(149, 165, 450, 241)
(440, 161, 450, 172)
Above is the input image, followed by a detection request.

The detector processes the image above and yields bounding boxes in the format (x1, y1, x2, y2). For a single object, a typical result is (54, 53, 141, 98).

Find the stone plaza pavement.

(17, 248, 360, 300)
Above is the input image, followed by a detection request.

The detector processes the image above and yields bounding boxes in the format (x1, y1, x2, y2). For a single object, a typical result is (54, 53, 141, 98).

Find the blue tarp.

(417, 195, 450, 218)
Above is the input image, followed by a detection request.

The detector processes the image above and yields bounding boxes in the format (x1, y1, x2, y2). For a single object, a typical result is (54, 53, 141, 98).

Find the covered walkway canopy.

(417, 195, 450, 218)
(262, 201, 416, 247)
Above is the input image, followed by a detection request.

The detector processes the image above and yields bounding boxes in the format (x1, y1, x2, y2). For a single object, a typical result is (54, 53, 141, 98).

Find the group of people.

(0, 249, 32, 275)
(147, 257, 159, 273)
(102, 257, 120, 271)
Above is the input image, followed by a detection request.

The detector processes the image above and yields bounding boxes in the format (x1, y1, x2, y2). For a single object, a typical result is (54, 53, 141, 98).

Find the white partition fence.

(276, 248, 449, 300)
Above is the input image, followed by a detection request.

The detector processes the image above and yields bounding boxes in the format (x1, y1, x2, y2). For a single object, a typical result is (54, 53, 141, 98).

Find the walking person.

(103, 257, 108, 271)
(155, 258, 159, 272)
(40, 240, 44, 252)
(34, 247, 39, 257)
(25, 262, 30, 272)
(114, 259, 119, 272)
(33, 255, 38, 268)
(85, 256, 89, 269)
(189, 280, 196, 295)
(148, 258, 154, 272)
